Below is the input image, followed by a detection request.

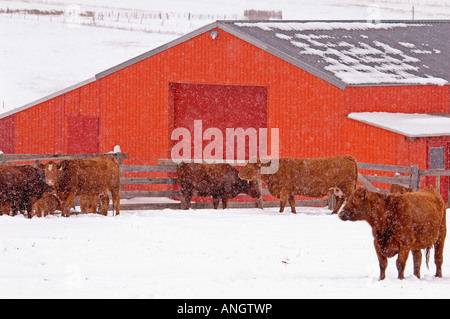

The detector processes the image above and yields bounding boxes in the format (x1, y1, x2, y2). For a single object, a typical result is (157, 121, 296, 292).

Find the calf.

(238, 156, 358, 214)
(80, 195, 109, 214)
(177, 163, 261, 209)
(0, 202, 11, 216)
(339, 187, 446, 280)
(32, 192, 61, 218)
(43, 156, 120, 217)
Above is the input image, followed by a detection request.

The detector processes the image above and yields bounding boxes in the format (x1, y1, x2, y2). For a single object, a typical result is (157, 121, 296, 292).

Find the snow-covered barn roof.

(220, 20, 450, 89)
(348, 112, 450, 138)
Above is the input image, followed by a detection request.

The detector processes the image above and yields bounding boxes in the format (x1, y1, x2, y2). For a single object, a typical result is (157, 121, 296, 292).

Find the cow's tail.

(425, 246, 432, 269)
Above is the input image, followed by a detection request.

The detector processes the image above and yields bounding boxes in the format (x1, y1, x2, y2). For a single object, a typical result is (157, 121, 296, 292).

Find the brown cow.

(339, 186, 446, 280)
(43, 156, 120, 217)
(80, 195, 109, 214)
(238, 156, 358, 214)
(0, 202, 11, 216)
(177, 163, 261, 209)
(0, 165, 50, 218)
(32, 192, 61, 218)
(389, 184, 413, 194)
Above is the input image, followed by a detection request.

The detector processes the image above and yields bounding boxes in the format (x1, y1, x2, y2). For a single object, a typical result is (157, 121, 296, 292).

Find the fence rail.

(2, 153, 450, 210)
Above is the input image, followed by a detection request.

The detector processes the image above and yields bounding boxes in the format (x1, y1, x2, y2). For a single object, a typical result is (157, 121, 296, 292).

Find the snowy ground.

(1, 206, 450, 299)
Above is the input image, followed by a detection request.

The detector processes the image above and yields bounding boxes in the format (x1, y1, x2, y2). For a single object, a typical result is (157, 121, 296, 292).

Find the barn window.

(429, 147, 445, 169)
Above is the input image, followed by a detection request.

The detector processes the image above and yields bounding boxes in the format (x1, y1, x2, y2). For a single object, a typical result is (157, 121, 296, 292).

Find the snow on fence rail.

(1, 154, 450, 210)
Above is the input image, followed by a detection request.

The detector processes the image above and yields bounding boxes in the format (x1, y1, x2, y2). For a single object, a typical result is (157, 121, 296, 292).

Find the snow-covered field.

(1, 206, 450, 299)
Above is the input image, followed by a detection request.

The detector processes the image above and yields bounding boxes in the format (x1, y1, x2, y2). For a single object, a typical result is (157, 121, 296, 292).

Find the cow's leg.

(180, 192, 192, 210)
(100, 195, 109, 216)
(111, 190, 120, 216)
(288, 195, 296, 214)
(434, 230, 446, 278)
(375, 244, 388, 280)
(62, 194, 76, 217)
(396, 249, 410, 280)
(412, 249, 422, 279)
(279, 196, 287, 213)
(222, 197, 228, 209)
(213, 197, 219, 209)
(26, 204, 33, 219)
(80, 197, 89, 214)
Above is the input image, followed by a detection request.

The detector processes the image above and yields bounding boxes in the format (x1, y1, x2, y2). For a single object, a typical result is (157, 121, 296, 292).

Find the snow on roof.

(227, 21, 450, 88)
(348, 112, 450, 138)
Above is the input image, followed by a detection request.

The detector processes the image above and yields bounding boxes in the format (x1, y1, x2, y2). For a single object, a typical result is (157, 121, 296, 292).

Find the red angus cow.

(0, 165, 50, 218)
(80, 195, 109, 214)
(177, 163, 261, 209)
(339, 186, 447, 280)
(32, 192, 61, 218)
(0, 202, 10, 216)
(238, 156, 358, 214)
(43, 156, 120, 217)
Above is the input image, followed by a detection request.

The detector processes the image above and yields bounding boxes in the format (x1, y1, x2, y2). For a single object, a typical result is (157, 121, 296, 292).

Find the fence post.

(409, 164, 420, 191)
(115, 150, 125, 192)
(0, 152, 4, 166)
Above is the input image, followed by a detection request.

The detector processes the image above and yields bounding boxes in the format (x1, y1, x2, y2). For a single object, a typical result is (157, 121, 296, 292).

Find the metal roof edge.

(95, 21, 219, 80)
(346, 113, 450, 138)
(0, 77, 96, 120)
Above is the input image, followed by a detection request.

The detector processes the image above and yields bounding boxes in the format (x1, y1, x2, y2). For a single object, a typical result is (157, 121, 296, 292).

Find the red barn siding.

(97, 30, 346, 164)
(342, 85, 449, 167)
(0, 115, 15, 153)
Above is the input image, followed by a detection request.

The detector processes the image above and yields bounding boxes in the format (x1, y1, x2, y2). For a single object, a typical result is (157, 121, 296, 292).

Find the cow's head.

(242, 179, 262, 199)
(238, 162, 261, 182)
(338, 187, 369, 221)
(238, 157, 280, 182)
(43, 160, 66, 187)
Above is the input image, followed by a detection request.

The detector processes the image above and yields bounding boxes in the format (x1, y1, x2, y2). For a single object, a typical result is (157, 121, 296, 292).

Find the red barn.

(0, 20, 449, 192)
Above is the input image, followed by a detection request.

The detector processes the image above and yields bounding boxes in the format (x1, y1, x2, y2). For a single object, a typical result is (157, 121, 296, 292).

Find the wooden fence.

(120, 161, 328, 210)
(2, 153, 450, 210)
(357, 162, 450, 206)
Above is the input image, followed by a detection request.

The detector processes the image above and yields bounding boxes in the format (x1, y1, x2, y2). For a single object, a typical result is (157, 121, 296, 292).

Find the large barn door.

(67, 115, 100, 154)
(171, 83, 268, 161)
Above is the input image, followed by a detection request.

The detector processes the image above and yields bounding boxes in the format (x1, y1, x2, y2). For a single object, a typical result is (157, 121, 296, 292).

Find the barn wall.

(98, 29, 345, 164)
(341, 85, 449, 167)
(0, 115, 15, 153)
(11, 79, 101, 155)
(344, 85, 449, 114)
